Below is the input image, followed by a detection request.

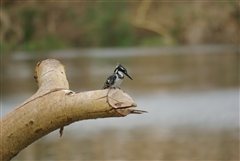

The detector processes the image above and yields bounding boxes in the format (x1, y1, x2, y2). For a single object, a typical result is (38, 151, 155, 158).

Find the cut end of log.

(106, 88, 147, 116)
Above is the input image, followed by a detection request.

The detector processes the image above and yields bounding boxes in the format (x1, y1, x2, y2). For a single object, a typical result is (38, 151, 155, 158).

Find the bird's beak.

(125, 72, 133, 80)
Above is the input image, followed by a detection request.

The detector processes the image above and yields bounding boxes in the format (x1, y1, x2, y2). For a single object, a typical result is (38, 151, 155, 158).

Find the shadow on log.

(0, 59, 146, 161)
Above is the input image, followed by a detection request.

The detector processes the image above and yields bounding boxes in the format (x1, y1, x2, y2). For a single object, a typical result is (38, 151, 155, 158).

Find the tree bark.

(0, 59, 146, 161)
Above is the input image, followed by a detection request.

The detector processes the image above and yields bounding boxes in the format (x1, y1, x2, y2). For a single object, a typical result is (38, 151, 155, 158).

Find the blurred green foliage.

(78, 2, 136, 47)
(22, 35, 71, 51)
(1, 35, 70, 52)
(20, 8, 37, 42)
(1, 1, 239, 52)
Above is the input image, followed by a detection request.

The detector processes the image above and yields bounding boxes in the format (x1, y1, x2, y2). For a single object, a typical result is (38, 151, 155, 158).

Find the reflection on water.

(2, 45, 239, 95)
(13, 127, 239, 160)
(2, 45, 239, 160)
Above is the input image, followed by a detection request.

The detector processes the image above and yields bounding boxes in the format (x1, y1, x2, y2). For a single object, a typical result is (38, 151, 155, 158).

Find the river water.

(2, 45, 239, 160)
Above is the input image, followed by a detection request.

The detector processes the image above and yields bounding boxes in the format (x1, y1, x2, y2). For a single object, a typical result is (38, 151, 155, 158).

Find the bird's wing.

(102, 74, 116, 89)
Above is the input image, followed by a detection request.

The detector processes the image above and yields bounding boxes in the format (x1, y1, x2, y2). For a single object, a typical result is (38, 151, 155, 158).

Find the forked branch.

(0, 59, 146, 161)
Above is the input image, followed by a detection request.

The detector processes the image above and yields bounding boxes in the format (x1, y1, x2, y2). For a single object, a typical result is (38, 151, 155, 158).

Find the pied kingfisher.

(102, 64, 133, 89)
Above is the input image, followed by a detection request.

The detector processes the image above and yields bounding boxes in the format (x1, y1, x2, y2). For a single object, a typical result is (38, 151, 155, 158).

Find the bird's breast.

(112, 77, 123, 88)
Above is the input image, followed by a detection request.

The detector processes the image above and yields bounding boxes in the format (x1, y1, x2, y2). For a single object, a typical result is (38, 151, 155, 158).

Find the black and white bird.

(102, 64, 133, 89)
